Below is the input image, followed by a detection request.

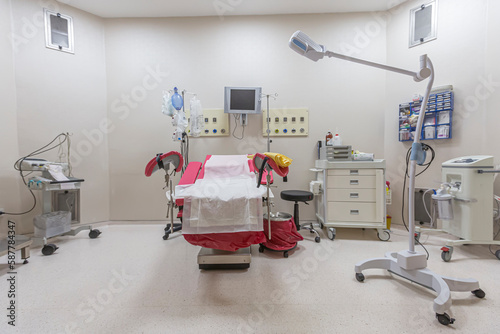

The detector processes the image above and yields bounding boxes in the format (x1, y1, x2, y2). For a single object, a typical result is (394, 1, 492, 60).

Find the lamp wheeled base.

(355, 251, 484, 325)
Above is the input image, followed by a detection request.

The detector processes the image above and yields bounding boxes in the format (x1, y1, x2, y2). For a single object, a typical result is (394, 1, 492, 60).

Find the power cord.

(489, 197, 500, 256)
(401, 143, 435, 259)
(2, 133, 70, 216)
(232, 114, 245, 140)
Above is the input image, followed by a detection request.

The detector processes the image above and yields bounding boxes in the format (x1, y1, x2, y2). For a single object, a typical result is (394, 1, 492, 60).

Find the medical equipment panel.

(185, 109, 229, 136)
(441, 155, 494, 241)
(399, 90, 453, 141)
(261, 108, 309, 136)
(311, 159, 389, 240)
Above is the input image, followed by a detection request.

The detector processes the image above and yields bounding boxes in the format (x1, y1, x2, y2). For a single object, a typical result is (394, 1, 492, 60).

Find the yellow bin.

(386, 215, 392, 229)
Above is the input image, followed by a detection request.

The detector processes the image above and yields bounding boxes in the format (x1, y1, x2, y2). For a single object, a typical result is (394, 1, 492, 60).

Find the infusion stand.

(261, 93, 278, 152)
(288, 30, 484, 326)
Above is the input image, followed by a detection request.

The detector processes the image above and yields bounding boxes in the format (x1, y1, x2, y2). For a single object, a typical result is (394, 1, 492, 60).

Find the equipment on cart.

(416, 155, 500, 261)
(17, 158, 99, 255)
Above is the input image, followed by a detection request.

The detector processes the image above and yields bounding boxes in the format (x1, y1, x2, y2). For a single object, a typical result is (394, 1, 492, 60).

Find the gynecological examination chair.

(146, 152, 294, 269)
(176, 154, 269, 269)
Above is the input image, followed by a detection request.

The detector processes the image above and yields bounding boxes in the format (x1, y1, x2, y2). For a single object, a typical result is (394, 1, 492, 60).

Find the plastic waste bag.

(161, 91, 175, 116)
(172, 110, 188, 141)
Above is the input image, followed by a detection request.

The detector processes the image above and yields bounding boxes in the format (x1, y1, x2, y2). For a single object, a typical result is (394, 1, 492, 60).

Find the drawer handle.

(350, 210, 359, 215)
(350, 169, 359, 175)
(350, 193, 359, 198)
(350, 180, 359, 185)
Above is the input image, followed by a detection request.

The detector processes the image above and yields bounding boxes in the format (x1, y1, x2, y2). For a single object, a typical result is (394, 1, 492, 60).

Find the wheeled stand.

(415, 228, 500, 262)
(37, 225, 102, 256)
(355, 251, 485, 325)
(258, 243, 297, 258)
(163, 222, 182, 240)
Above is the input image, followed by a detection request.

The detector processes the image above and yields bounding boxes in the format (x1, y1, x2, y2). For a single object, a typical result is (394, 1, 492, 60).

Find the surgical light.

(289, 30, 483, 325)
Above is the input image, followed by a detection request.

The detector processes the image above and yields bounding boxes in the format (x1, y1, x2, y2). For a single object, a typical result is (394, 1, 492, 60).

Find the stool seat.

(281, 190, 313, 202)
(280, 190, 320, 243)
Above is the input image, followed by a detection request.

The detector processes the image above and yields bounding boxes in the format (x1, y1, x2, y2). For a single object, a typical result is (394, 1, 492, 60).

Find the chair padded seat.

(281, 190, 314, 202)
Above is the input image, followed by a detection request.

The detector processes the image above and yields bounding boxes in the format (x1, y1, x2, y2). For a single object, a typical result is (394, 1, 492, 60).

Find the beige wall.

(0, 0, 21, 237)
(385, 0, 500, 225)
(3, 0, 499, 228)
(104, 13, 387, 220)
(2, 0, 110, 233)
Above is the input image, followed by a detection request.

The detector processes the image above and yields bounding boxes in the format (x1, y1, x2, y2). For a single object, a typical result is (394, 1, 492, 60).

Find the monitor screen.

(224, 87, 262, 114)
(230, 89, 256, 111)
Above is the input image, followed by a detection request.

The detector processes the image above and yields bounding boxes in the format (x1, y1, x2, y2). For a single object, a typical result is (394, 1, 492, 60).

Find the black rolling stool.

(280, 190, 320, 243)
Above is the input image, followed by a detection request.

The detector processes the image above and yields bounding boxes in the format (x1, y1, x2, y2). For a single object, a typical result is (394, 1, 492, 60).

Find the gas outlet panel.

(262, 108, 309, 137)
(185, 108, 229, 137)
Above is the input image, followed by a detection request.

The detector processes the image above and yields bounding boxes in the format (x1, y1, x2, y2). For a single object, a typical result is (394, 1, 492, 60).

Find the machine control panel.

(452, 158, 477, 164)
(443, 155, 494, 167)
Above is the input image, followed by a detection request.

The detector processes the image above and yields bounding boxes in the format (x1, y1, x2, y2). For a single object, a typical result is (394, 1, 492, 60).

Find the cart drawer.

(327, 169, 376, 176)
(326, 188, 376, 202)
(327, 202, 379, 222)
(327, 175, 376, 189)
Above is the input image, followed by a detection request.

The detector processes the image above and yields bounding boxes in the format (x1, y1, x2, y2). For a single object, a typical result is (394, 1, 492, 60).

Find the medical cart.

(311, 159, 389, 241)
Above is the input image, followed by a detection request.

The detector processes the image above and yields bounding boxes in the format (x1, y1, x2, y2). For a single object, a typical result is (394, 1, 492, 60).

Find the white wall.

(104, 13, 387, 220)
(0, 0, 21, 237)
(385, 0, 500, 225)
(4, 0, 110, 233)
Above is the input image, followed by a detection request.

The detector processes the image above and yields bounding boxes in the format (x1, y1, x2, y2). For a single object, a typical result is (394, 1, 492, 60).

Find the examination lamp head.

(289, 30, 326, 62)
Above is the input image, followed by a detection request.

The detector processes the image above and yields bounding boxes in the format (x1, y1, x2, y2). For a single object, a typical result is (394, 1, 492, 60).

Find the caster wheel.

(259, 245, 264, 253)
(495, 250, 500, 260)
(327, 228, 336, 241)
(441, 251, 452, 262)
(42, 244, 58, 256)
(472, 289, 485, 298)
(377, 230, 390, 241)
(436, 312, 455, 326)
(23, 259, 29, 264)
(283, 251, 289, 258)
(89, 229, 101, 239)
(355, 273, 365, 282)
(163, 234, 169, 240)
(314, 236, 321, 243)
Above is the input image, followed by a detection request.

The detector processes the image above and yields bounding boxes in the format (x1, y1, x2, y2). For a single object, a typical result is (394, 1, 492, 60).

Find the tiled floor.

(1, 223, 499, 333)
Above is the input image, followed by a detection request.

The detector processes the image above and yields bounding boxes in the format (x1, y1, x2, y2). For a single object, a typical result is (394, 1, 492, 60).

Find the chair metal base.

(299, 222, 321, 242)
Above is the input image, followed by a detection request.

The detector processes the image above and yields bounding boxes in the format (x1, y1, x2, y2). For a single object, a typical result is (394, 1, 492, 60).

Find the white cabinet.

(311, 159, 389, 240)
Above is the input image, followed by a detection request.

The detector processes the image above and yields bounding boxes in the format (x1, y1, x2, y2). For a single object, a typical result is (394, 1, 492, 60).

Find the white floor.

(1, 223, 499, 334)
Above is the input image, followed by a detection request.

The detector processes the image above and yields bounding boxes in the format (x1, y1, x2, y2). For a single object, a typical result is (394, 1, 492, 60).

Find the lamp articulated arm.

(289, 30, 435, 253)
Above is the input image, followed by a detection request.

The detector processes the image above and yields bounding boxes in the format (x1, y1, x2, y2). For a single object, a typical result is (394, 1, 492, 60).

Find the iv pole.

(261, 93, 278, 152)
(260, 92, 277, 239)
(289, 30, 485, 326)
